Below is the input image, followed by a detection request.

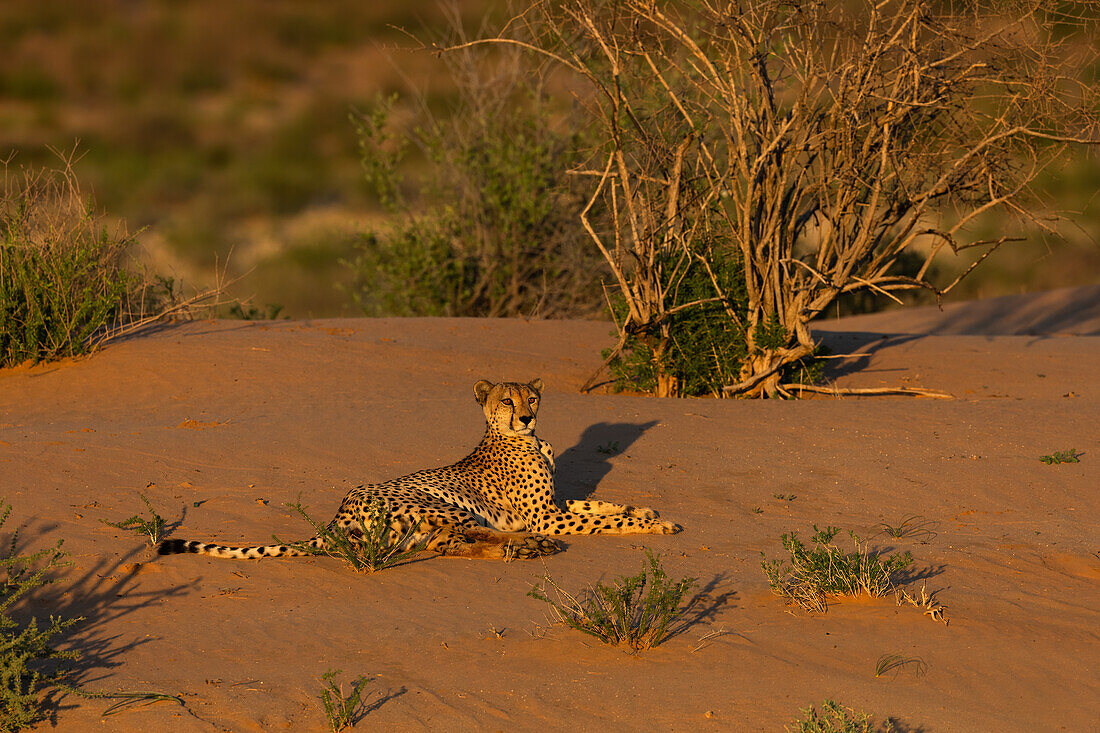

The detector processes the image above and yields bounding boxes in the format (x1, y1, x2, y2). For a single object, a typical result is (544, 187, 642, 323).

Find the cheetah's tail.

(156, 537, 324, 560)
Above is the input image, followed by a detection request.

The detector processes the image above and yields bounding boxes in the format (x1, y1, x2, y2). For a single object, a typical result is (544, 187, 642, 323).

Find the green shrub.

(603, 248, 823, 397)
(528, 549, 697, 651)
(278, 498, 427, 573)
(0, 500, 79, 731)
(344, 47, 608, 318)
(0, 499, 184, 729)
(762, 526, 913, 613)
(0, 162, 183, 368)
(605, 249, 747, 397)
(0, 165, 134, 367)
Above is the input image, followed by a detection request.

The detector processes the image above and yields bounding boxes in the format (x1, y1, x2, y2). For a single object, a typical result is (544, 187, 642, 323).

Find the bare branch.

(781, 384, 954, 399)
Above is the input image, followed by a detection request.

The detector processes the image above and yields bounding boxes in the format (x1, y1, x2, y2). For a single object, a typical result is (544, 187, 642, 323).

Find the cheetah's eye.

(528, 397, 536, 404)
(502, 398, 513, 406)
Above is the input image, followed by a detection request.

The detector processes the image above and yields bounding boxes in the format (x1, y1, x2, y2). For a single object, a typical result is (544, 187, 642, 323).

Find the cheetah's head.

(474, 378, 543, 437)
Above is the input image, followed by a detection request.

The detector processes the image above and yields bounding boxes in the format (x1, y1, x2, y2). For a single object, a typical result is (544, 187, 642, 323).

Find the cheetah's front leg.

(530, 510, 680, 536)
(535, 437, 555, 473)
(564, 499, 660, 521)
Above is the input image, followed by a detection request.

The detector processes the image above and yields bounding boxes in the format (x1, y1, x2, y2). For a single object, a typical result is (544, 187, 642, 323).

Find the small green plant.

(100, 494, 166, 546)
(751, 506, 764, 515)
(1040, 449, 1080, 464)
(279, 498, 427, 573)
(878, 515, 936, 541)
(786, 700, 876, 733)
(773, 493, 797, 502)
(528, 549, 697, 651)
(761, 526, 913, 613)
(595, 441, 619, 455)
(0, 160, 208, 370)
(318, 669, 369, 733)
(874, 653, 927, 679)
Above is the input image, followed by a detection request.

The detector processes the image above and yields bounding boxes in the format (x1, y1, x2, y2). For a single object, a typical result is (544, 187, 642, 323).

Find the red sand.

(1, 288, 1097, 731)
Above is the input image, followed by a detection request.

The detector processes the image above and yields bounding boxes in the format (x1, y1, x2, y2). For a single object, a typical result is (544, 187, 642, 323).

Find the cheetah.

(157, 378, 680, 562)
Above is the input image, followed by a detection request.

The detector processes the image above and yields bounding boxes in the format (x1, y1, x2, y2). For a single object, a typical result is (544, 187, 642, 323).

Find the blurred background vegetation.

(1, 0, 1097, 320)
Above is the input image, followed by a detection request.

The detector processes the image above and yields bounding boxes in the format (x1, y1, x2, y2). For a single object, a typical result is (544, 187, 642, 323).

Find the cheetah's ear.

(528, 378, 544, 394)
(474, 380, 494, 406)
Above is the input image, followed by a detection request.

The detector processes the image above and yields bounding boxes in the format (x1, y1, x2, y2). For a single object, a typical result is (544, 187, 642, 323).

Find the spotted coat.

(157, 379, 681, 562)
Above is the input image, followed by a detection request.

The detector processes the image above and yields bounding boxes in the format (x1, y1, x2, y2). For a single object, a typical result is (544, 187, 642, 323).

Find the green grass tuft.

(278, 497, 427, 573)
(529, 549, 697, 651)
(761, 526, 913, 613)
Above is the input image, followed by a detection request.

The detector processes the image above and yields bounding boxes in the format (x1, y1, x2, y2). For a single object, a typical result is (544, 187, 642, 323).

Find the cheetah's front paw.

(506, 532, 562, 559)
(655, 519, 682, 534)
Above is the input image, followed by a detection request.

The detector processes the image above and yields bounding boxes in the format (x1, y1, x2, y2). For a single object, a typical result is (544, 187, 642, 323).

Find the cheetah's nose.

(518, 415, 534, 426)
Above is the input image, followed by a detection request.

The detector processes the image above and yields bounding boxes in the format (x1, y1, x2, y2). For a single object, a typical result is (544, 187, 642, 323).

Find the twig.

(781, 383, 953, 399)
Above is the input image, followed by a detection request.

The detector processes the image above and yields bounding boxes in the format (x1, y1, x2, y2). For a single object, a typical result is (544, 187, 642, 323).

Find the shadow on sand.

(5, 518, 201, 725)
(665, 573, 739, 645)
(554, 421, 659, 502)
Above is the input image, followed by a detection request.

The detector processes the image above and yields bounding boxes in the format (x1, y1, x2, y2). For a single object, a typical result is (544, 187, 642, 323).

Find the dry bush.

(447, 0, 1100, 397)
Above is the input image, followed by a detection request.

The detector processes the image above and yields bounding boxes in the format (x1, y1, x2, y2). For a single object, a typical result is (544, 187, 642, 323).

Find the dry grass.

(874, 653, 928, 679)
(786, 700, 876, 733)
(895, 584, 949, 626)
(877, 515, 937, 541)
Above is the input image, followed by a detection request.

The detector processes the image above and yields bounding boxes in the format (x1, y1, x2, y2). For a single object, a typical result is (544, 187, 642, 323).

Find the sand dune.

(815, 283, 1100, 336)
(0, 287, 1096, 731)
